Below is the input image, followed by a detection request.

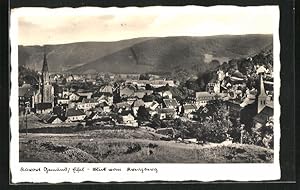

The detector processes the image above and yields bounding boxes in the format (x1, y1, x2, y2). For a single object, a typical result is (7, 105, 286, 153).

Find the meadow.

(19, 129, 274, 163)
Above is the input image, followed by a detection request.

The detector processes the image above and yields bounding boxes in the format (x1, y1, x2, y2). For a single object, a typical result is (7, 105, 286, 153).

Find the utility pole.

(240, 124, 245, 144)
(25, 102, 30, 135)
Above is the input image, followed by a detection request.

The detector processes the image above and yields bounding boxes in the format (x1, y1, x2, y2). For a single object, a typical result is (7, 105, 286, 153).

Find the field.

(19, 128, 274, 163)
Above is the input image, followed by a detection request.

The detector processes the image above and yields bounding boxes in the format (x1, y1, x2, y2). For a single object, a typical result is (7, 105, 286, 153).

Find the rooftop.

(66, 108, 85, 117)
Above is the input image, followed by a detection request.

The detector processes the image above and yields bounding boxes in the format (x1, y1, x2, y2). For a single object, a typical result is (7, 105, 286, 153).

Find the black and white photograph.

(10, 5, 281, 182)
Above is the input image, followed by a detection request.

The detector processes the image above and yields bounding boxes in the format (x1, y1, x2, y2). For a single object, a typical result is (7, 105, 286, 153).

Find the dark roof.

(35, 103, 52, 110)
(66, 108, 85, 117)
(119, 110, 133, 116)
(159, 108, 176, 114)
(253, 106, 273, 125)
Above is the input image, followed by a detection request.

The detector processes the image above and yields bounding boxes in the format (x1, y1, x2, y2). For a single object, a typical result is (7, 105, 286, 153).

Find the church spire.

(42, 50, 48, 73)
(41, 47, 49, 85)
(259, 74, 267, 96)
(257, 74, 267, 113)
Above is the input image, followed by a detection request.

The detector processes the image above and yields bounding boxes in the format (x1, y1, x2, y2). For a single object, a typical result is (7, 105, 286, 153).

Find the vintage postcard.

(10, 5, 280, 183)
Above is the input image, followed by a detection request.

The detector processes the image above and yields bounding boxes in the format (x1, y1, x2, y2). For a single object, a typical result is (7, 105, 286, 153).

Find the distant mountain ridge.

(18, 34, 272, 74)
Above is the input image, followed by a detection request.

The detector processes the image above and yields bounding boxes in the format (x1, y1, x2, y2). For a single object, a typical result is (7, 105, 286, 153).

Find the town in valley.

(18, 41, 274, 163)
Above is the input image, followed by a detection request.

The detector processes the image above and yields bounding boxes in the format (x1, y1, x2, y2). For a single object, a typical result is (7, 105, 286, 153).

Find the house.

(120, 86, 135, 98)
(98, 102, 111, 113)
(118, 110, 138, 127)
(128, 80, 176, 88)
(66, 75, 74, 82)
(99, 84, 113, 94)
(65, 108, 86, 122)
(183, 138, 198, 144)
(162, 98, 179, 109)
(86, 112, 102, 120)
(19, 84, 35, 107)
(62, 89, 71, 98)
(147, 108, 158, 119)
(39, 114, 63, 124)
(147, 100, 159, 110)
(34, 103, 53, 113)
(77, 91, 93, 99)
(126, 97, 138, 105)
(217, 69, 225, 81)
(182, 104, 197, 116)
(116, 102, 132, 111)
(206, 82, 220, 94)
(158, 90, 173, 99)
(77, 98, 98, 111)
(53, 105, 67, 117)
(158, 108, 177, 120)
(256, 65, 267, 75)
(253, 106, 273, 129)
(195, 92, 215, 108)
(57, 98, 69, 105)
(94, 92, 113, 106)
(133, 90, 153, 99)
(69, 92, 81, 101)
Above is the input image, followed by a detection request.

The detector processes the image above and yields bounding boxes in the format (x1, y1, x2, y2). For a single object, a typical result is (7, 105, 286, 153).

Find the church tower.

(32, 48, 54, 112)
(41, 49, 54, 104)
(257, 74, 267, 113)
(42, 51, 50, 85)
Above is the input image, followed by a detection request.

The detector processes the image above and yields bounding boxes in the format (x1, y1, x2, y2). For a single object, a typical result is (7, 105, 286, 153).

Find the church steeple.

(42, 48, 49, 85)
(257, 74, 267, 113)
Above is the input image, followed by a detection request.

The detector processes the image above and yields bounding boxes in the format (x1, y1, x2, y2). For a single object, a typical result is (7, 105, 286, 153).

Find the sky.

(13, 6, 278, 46)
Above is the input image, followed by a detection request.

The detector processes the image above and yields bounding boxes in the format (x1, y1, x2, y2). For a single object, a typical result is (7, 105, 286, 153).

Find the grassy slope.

(19, 129, 274, 163)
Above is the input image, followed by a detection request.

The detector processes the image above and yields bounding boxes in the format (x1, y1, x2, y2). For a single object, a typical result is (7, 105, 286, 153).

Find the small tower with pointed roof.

(257, 74, 267, 114)
(42, 50, 50, 85)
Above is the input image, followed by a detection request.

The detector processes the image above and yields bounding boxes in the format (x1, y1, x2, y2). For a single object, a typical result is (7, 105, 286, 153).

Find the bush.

(197, 121, 228, 143)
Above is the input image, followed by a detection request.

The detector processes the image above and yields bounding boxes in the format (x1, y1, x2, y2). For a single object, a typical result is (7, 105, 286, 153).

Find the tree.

(150, 114, 162, 129)
(61, 78, 67, 85)
(197, 120, 229, 143)
(136, 106, 150, 122)
(194, 100, 232, 143)
(145, 84, 153, 90)
(139, 73, 150, 80)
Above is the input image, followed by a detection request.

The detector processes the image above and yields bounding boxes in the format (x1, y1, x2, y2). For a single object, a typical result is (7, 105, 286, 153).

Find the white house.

(158, 90, 173, 99)
(77, 98, 98, 111)
(118, 111, 138, 127)
(69, 93, 80, 101)
(98, 102, 111, 113)
(195, 92, 215, 108)
(65, 108, 86, 122)
(57, 98, 69, 105)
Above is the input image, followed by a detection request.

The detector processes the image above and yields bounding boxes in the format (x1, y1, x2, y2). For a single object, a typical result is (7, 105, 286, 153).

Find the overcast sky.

(13, 6, 278, 46)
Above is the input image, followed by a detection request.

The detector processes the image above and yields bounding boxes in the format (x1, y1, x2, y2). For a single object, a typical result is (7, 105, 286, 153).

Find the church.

(32, 51, 54, 113)
(253, 73, 274, 129)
